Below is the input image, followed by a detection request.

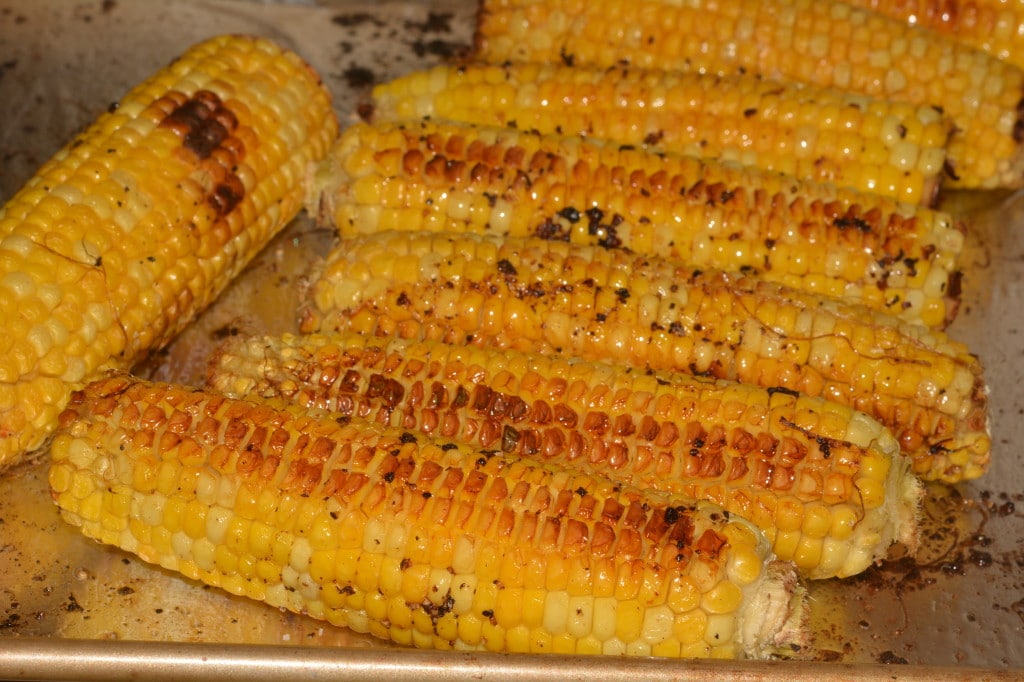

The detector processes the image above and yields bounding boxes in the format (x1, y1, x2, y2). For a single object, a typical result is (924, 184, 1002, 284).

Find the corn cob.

(371, 62, 953, 206)
(50, 374, 807, 659)
(844, 0, 1024, 71)
(315, 120, 964, 329)
(209, 331, 920, 580)
(475, 0, 1024, 190)
(300, 231, 989, 484)
(0, 35, 338, 471)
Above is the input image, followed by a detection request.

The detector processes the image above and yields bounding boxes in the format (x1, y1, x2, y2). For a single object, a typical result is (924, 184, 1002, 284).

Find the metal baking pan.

(1, 0, 1022, 678)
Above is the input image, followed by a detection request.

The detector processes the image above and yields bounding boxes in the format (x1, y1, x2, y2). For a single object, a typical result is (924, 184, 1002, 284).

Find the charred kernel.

(452, 386, 470, 408)
(496, 259, 518, 276)
(553, 405, 578, 428)
(583, 411, 609, 434)
(500, 425, 520, 452)
(558, 207, 580, 223)
(159, 91, 232, 159)
(541, 429, 565, 457)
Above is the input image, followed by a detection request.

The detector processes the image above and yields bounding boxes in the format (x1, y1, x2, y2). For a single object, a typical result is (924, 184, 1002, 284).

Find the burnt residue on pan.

(328, 4, 472, 114)
(807, 481, 1024, 665)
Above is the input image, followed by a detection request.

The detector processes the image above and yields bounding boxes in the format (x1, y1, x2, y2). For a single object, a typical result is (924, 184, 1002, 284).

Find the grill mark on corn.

(160, 90, 236, 160)
(159, 89, 246, 218)
(339, 356, 741, 468)
(312, 359, 811, 479)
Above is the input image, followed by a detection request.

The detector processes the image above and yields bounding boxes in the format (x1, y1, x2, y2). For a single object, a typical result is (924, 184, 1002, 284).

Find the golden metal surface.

(0, 0, 1023, 678)
(1, 638, 1023, 681)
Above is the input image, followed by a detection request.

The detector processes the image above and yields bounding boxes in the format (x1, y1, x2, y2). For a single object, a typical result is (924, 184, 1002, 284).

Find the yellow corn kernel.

(701, 581, 744, 616)
(615, 600, 645, 644)
(674, 607, 710, 646)
(667, 576, 702, 614)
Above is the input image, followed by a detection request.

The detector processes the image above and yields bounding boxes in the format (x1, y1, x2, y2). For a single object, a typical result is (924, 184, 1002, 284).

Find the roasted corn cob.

(300, 231, 989, 484)
(845, 0, 1024, 71)
(50, 374, 807, 659)
(0, 34, 338, 471)
(209, 332, 920, 579)
(371, 62, 953, 205)
(315, 120, 964, 329)
(475, 0, 1024, 190)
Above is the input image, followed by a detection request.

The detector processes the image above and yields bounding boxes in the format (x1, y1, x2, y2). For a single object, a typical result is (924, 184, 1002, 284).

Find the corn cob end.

(741, 560, 807, 659)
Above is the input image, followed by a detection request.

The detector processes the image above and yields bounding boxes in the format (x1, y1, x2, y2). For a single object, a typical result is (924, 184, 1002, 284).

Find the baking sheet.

(0, 0, 1023, 678)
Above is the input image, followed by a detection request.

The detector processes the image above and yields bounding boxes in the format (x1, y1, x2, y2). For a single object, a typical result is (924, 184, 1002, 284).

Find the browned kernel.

(694, 528, 727, 560)
(583, 411, 609, 434)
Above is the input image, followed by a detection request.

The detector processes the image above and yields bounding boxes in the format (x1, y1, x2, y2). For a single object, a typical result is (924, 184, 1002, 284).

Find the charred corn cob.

(0, 35, 338, 470)
(209, 332, 921, 579)
(50, 374, 807, 659)
(476, 0, 1024, 189)
(845, 0, 1024, 71)
(371, 62, 953, 205)
(300, 231, 989, 484)
(315, 120, 964, 329)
